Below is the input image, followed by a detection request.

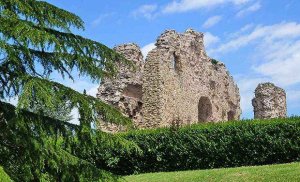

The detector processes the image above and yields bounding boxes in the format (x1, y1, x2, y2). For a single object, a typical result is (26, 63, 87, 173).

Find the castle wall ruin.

(143, 29, 241, 128)
(97, 43, 144, 132)
(97, 29, 241, 131)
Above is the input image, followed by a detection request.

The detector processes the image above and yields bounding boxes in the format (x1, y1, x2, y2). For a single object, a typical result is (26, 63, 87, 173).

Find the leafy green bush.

(104, 117, 300, 175)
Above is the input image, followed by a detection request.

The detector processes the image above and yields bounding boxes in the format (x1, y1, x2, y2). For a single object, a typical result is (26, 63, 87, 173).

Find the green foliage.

(0, 166, 12, 182)
(0, 1, 136, 180)
(0, 0, 131, 127)
(211, 59, 219, 65)
(103, 117, 300, 175)
(124, 162, 300, 182)
(0, 0, 135, 181)
(28, 95, 73, 122)
(0, 102, 139, 181)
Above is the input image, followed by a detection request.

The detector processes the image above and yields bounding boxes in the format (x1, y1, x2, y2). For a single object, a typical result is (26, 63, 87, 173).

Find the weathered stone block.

(252, 82, 287, 119)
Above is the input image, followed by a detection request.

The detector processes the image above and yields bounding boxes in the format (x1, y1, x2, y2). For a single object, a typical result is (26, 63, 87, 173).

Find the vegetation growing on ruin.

(211, 58, 219, 65)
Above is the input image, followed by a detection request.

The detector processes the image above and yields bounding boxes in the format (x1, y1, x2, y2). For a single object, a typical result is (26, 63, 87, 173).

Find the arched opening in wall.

(171, 52, 180, 73)
(227, 111, 235, 121)
(122, 84, 142, 100)
(198, 97, 212, 122)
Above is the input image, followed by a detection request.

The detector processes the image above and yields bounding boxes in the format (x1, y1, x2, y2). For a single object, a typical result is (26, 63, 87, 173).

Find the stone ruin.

(97, 43, 144, 132)
(252, 82, 287, 119)
(97, 29, 241, 132)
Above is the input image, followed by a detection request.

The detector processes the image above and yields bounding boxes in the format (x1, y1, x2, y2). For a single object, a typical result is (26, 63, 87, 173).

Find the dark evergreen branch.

(0, 16, 131, 79)
(0, 0, 84, 31)
(16, 75, 132, 127)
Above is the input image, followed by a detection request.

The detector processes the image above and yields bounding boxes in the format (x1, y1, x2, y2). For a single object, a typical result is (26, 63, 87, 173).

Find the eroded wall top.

(143, 29, 241, 127)
(97, 29, 242, 131)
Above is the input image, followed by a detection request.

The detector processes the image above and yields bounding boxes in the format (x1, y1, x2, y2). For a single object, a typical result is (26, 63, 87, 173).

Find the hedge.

(100, 117, 300, 175)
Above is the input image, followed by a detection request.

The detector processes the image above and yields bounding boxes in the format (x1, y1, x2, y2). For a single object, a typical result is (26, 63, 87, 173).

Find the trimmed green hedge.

(100, 117, 300, 175)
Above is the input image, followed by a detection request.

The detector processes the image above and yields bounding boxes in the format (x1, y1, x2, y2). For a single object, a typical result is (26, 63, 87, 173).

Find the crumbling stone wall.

(97, 43, 144, 132)
(252, 82, 287, 119)
(97, 29, 241, 131)
(143, 29, 241, 128)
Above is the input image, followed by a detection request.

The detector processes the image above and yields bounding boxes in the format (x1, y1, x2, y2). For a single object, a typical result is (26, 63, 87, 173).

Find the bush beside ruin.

(101, 117, 300, 175)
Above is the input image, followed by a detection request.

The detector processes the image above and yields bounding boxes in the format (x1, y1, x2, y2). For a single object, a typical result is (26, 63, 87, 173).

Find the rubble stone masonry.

(97, 29, 241, 131)
(252, 82, 287, 119)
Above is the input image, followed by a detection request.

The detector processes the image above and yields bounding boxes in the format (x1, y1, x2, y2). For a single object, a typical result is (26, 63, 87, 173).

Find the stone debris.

(97, 29, 241, 132)
(252, 82, 287, 119)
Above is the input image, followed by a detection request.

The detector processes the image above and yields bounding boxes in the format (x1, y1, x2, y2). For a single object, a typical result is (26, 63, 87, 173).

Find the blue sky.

(43, 0, 300, 120)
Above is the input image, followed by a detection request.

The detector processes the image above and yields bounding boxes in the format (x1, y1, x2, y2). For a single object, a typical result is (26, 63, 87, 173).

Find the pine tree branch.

(0, 0, 84, 31)
(16, 75, 132, 127)
(0, 16, 132, 79)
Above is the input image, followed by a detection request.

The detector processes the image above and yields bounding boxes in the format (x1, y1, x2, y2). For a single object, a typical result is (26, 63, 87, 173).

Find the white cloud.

(228, 23, 254, 38)
(91, 13, 114, 27)
(86, 85, 99, 97)
(237, 76, 300, 118)
(132, 4, 158, 20)
(202, 15, 222, 28)
(211, 21, 300, 117)
(211, 22, 300, 54)
(236, 22, 300, 87)
(254, 40, 300, 86)
(204, 32, 220, 49)
(162, 0, 251, 14)
(134, 0, 252, 19)
(141, 43, 156, 58)
(236, 2, 261, 17)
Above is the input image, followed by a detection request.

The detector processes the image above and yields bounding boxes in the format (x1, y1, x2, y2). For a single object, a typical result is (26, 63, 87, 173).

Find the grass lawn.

(0, 166, 11, 182)
(124, 162, 300, 182)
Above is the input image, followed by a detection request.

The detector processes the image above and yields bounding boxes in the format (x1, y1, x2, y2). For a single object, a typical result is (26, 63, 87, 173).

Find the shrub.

(103, 117, 300, 175)
(211, 59, 219, 65)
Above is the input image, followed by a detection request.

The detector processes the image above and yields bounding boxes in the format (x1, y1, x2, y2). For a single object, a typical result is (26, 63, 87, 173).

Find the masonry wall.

(143, 29, 241, 128)
(97, 43, 144, 132)
(142, 49, 164, 128)
(97, 29, 241, 131)
(252, 82, 287, 119)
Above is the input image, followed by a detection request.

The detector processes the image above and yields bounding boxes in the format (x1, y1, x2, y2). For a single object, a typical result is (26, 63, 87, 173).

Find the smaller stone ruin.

(252, 82, 287, 119)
